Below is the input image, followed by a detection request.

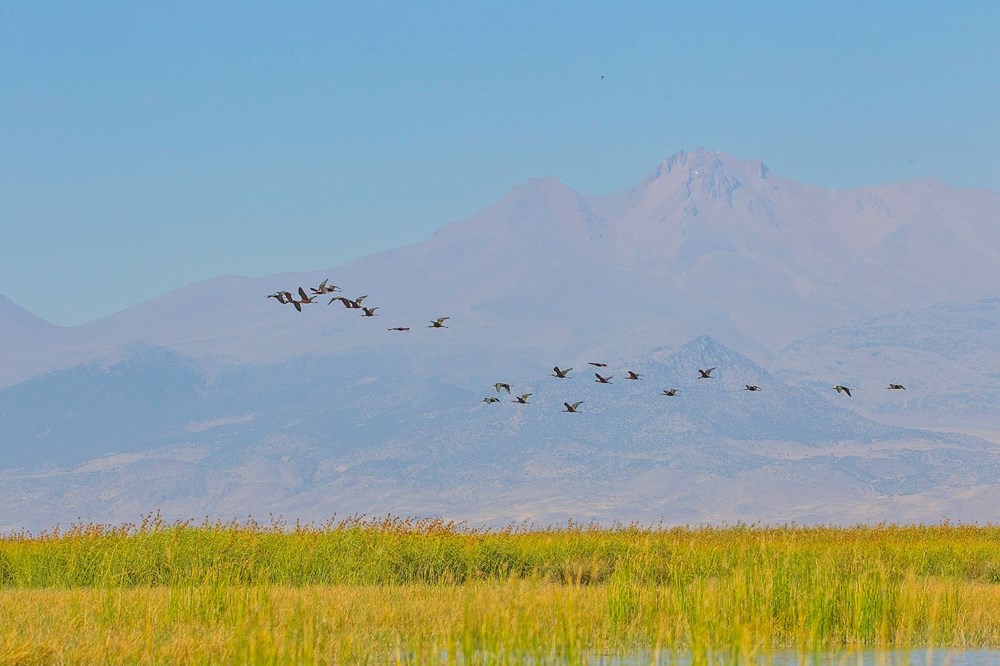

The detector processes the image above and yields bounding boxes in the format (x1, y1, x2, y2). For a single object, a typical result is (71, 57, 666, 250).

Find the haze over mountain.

(2, 148, 998, 530)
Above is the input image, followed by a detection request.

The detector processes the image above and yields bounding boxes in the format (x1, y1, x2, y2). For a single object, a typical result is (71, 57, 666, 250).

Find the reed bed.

(3, 515, 1000, 663)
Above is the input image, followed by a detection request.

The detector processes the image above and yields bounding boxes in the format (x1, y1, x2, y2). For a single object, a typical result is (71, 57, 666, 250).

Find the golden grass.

(3, 516, 1000, 663)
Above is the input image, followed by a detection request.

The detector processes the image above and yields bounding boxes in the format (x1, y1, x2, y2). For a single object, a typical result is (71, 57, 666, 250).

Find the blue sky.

(3, 1, 998, 326)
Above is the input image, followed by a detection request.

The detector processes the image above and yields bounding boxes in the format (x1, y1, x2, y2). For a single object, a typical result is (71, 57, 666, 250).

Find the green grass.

(2, 515, 1000, 663)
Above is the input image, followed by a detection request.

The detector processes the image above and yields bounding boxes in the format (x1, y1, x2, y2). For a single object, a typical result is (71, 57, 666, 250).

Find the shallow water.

(587, 649, 1000, 665)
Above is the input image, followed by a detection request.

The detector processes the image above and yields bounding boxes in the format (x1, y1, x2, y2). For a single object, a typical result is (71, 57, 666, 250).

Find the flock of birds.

(480, 365, 906, 413)
(267, 279, 449, 331)
(268, 279, 908, 415)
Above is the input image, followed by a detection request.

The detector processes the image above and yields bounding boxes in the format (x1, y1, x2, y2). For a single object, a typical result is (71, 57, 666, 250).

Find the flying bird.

(360, 307, 379, 317)
(595, 373, 613, 384)
(494, 383, 512, 394)
(588, 362, 608, 368)
(267, 291, 293, 304)
(563, 401, 583, 413)
(626, 371, 642, 380)
(552, 366, 572, 378)
(330, 295, 367, 309)
(428, 317, 450, 328)
(887, 384, 906, 390)
(513, 393, 532, 404)
(482, 396, 500, 404)
(387, 327, 410, 332)
(309, 279, 341, 295)
(661, 389, 678, 396)
(744, 385, 762, 392)
(833, 385, 852, 397)
(698, 368, 716, 379)
(296, 287, 317, 304)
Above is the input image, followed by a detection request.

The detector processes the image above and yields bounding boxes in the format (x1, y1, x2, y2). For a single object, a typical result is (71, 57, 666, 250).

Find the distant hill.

(2, 147, 998, 530)
(2, 335, 997, 532)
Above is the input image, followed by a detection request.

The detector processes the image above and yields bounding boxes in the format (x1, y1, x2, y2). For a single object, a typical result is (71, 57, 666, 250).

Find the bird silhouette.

(833, 385, 852, 397)
(513, 393, 532, 404)
(494, 383, 512, 394)
(428, 317, 450, 328)
(482, 396, 500, 404)
(595, 373, 613, 384)
(589, 362, 608, 368)
(387, 327, 410, 332)
(626, 371, 642, 380)
(744, 385, 762, 391)
(563, 401, 583, 413)
(887, 384, 906, 390)
(360, 306, 379, 317)
(698, 368, 716, 379)
(661, 389, 678, 396)
(552, 366, 572, 378)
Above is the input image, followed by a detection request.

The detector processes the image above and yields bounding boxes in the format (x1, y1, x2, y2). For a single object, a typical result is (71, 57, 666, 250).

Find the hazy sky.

(3, 1, 998, 326)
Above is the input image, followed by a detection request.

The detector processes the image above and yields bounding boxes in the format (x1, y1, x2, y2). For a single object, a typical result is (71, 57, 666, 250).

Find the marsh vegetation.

(3, 516, 1000, 663)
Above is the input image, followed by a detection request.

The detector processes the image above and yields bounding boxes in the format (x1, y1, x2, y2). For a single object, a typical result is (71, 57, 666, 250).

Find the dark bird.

(626, 371, 642, 380)
(589, 362, 608, 368)
(887, 384, 906, 390)
(744, 385, 762, 392)
(595, 373, 613, 384)
(297, 287, 317, 305)
(563, 401, 583, 413)
(494, 383, 512, 394)
(552, 366, 572, 378)
(428, 317, 450, 328)
(698, 368, 716, 379)
(661, 389, 678, 396)
(833, 385, 852, 397)
(513, 393, 532, 404)
(360, 306, 379, 317)
(483, 396, 500, 404)
(387, 326, 411, 332)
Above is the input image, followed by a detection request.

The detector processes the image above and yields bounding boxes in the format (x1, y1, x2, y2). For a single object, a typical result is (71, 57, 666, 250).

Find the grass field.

(3, 515, 1000, 664)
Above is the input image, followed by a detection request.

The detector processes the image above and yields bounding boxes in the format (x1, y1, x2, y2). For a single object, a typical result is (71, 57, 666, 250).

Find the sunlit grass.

(3, 515, 1000, 663)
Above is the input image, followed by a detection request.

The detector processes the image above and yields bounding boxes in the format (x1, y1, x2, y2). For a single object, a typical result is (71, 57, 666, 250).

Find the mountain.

(2, 335, 997, 532)
(2, 147, 999, 530)
(3, 147, 998, 388)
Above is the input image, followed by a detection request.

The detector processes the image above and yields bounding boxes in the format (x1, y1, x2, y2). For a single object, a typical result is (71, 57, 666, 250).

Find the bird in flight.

(297, 287, 317, 304)
(552, 366, 572, 378)
(563, 401, 583, 413)
(482, 396, 500, 404)
(513, 393, 532, 404)
(833, 385, 852, 397)
(360, 306, 379, 317)
(744, 385, 762, 391)
(887, 384, 906, 390)
(310, 279, 341, 295)
(330, 295, 367, 309)
(267, 290, 293, 304)
(494, 383, 512, 394)
(589, 362, 608, 368)
(595, 373, 613, 384)
(428, 317, 450, 328)
(661, 389, 678, 396)
(626, 371, 642, 380)
(698, 368, 716, 379)
(387, 327, 410, 332)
